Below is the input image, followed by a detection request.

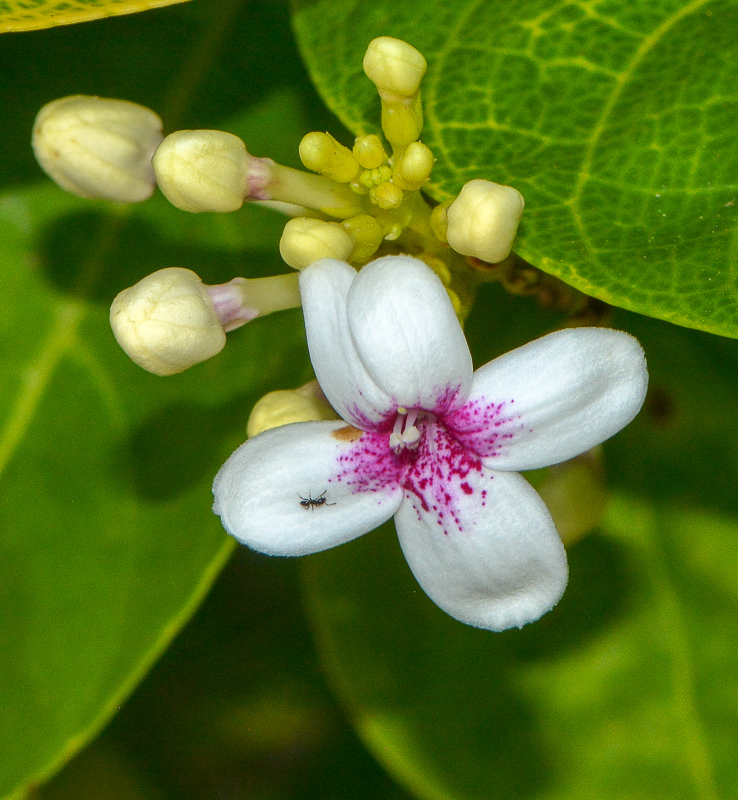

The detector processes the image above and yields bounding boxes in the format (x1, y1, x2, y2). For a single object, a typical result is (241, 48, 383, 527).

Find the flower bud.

(299, 132, 360, 183)
(110, 267, 226, 375)
(32, 95, 163, 202)
(353, 134, 387, 169)
(279, 218, 355, 269)
(247, 381, 339, 438)
(418, 254, 452, 287)
(536, 451, 607, 547)
(392, 141, 435, 191)
(370, 181, 403, 210)
(152, 130, 250, 212)
(341, 214, 384, 262)
(363, 37, 427, 99)
(358, 165, 392, 189)
(430, 199, 451, 243)
(446, 179, 525, 263)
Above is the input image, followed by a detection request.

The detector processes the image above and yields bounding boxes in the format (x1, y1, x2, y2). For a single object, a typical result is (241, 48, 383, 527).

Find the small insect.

(298, 490, 336, 510)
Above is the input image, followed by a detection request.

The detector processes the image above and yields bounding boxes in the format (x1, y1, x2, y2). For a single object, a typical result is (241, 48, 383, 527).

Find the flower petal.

(213, 420, 403, 556)
(454, 328, 647, 471)
(395, 469, 567, 631)
(348, 256, 473, 412)
(300, 259, 394, 428)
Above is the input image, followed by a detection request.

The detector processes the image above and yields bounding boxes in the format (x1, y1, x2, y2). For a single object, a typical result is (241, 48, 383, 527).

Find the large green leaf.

(305, 499, 738, 800)
(0, 0, 190, 33)
(0, 2, 319, 796)
(303, 289, 738, 800)
(291, 0, 738, 339)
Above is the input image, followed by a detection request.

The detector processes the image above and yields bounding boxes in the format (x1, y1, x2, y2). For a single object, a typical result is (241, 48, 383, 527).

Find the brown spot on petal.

(332, 425, 364, 442)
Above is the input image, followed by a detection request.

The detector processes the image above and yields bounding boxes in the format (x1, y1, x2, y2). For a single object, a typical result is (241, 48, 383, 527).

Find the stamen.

(390, 411, 406, 449)
(389, 432, 403, 449)
(390, 407, 421, 450)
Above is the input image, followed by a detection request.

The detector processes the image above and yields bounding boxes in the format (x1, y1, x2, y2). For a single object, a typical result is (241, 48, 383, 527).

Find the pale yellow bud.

(392, 141, 435, 191)
(430, 200, 451, 243)
(247, 381, 339, 438)
(370, 181, 403, 210)
(363, 37, 427, 99)
(152, 130, 250, 213)
(536, 451, 607, 547)
(358, 165, 392, 189)
(353, 134, 387, 169)
(279, 217, 355, 269)
(32, 95, 163, 202)
(446, 179, 525, 263)
(299, 132, 360, 183)
(110, 267, 225, 376)
(341, 214, 384, 262)
(418, 254, 452, 286)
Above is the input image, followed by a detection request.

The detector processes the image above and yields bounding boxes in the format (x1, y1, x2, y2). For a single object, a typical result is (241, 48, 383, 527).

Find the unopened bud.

(280, 218, 355, 269)
(32, 95, 163, 202)
(153, 130, 250, 212)
(341, 214, 384, 262)
(430, 200, 451, 243)
(358, 165, 392, 189)
(370, 181, 403, 210)
(446, 179, 524, 263)
(363, 37, 427, 100)
(536, 451, 607, 547)
(110, 267, 225, 375)
(247, 381, 339, 438)
(392, 141, 435, 191)
(353, 134, 387, 169)
(418, 254, 452, 287)
(299, 132, 360, 183)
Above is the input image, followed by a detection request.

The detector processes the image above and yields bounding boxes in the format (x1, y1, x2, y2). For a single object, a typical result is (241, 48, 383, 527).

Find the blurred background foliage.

(1, 1, 737, 799)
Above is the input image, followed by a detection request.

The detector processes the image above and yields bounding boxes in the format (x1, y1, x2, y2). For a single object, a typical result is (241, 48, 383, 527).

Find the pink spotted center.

(330, 396, 519, 534)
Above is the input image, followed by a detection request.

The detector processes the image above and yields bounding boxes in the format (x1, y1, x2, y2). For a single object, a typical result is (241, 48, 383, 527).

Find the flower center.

(389, 407, 421, 450)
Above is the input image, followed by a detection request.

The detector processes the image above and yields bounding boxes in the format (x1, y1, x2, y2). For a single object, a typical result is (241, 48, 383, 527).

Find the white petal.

(213, 420, 403, 556)
(395, 469, 567, 631)
(300, 259, 394, 428)
(454, 328, 647, 471)
(348, 255, 473, 412)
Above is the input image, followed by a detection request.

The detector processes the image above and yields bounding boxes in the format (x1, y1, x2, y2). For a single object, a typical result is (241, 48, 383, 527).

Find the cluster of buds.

(32, 36, 525, 379)
(30, 37, 625, 564)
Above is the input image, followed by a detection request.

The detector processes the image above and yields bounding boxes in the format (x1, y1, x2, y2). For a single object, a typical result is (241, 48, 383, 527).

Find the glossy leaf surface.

(0, 0, 190, 33)
(292, 0, 738, 338)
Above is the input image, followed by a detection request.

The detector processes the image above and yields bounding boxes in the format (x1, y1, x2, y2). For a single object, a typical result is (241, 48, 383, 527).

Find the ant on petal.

(298, 490, 336, 510)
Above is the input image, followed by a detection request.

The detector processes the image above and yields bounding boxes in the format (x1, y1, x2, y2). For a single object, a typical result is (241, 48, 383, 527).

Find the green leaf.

(303, 285, 738, 800)
(0, 0, 191, 34)
(0, 2, 317, 796)
(305, 498, 738, 800)
(292, 0, 738, 338)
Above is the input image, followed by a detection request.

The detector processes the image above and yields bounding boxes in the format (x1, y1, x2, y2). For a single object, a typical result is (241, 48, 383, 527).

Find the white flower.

(213, 256, 648, 631)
